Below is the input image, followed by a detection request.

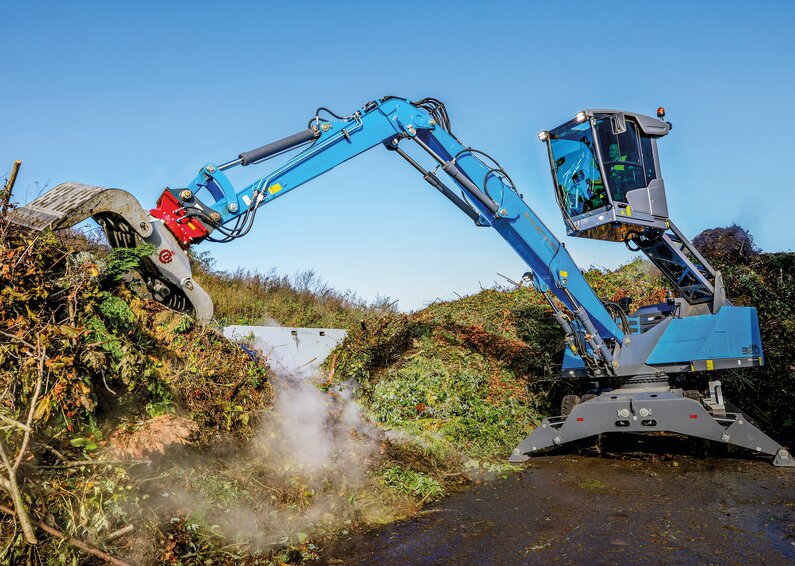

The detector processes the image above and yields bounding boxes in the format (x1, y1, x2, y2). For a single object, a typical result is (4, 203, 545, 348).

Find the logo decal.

(159, 249, 174, 264)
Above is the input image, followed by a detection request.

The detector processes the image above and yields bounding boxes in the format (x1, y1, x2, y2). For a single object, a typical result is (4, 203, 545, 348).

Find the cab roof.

(584, 109, 670, 137)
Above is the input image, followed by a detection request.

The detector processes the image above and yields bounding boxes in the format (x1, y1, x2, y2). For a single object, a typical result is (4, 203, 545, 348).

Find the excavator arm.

(154, 96, 624, 371)
(11, 96, 624, 374)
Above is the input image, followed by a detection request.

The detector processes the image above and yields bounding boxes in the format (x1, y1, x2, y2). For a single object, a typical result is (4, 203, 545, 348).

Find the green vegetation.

(693, 226, 795, 436)
(380, 465, 445, 502)
(330, 258, 668, 460)
(1, 214, 792, 564)
(191, 251, 397, 328)
(0, 224, 272, 563)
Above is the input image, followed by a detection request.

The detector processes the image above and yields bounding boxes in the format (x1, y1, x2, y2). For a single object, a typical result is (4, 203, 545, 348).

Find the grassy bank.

(191, 251, 396, 328)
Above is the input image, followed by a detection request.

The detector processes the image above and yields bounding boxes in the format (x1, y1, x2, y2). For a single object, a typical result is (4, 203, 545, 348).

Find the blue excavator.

(10, 96, 792, 466)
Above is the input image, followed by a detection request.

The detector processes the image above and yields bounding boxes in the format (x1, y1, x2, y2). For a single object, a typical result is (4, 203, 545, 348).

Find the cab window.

(595, 117, 654, 203)
(548, 121, 609, 218)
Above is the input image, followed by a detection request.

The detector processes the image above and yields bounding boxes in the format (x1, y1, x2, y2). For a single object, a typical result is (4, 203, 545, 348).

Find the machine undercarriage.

(511, 377, 792, 466)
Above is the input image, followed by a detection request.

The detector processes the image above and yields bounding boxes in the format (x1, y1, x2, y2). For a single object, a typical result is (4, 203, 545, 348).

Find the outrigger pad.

(510, 389, 794, 468)
(8, 182, 214, 322)
(774, 448, 795, 467)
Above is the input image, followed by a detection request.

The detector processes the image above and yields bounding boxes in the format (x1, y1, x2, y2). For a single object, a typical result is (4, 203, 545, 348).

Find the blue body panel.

(648, 306, 763, 365)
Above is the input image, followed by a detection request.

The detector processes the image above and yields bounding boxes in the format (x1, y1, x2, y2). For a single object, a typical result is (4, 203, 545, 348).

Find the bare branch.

(0, 414, 31, 433)
(0, 441, 37, 544)
(13, 341, 46, 472)
(0, 503, 132, 565)
(1, 160, 21, 215)
(0, 330, 38, 354)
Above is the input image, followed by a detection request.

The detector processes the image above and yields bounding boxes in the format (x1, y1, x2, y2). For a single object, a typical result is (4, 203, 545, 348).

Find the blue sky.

(3, 1, 794, 310)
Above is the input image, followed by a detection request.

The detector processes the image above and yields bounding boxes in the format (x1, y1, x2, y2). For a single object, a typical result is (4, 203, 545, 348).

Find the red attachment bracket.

(150, 189, 209, 248)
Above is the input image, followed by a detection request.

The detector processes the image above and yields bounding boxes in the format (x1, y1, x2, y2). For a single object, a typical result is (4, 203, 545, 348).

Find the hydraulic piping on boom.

(9, 97, 792, 467)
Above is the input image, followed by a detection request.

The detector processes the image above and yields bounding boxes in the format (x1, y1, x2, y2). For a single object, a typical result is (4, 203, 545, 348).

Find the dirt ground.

(323, 437, 795, 565)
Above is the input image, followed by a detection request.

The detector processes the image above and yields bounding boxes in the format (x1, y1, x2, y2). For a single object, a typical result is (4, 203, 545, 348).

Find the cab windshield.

(549, 121, 608, 218)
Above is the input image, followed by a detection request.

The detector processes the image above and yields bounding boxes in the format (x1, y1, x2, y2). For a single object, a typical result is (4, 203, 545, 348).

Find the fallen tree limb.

(0, 504, 132, 566)
(105, 524, 134, 542)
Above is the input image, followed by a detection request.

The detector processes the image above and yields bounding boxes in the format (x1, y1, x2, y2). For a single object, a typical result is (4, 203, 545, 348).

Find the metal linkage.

(561, 289, 615, 369)
(536, 288, 606, 373)
(390, 145, 486, 226)
(412, 136, 500, 215)
(630, 222, 717, 305)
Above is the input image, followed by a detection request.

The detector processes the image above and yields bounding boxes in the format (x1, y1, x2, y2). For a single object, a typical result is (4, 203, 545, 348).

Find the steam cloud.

(158, 331, 381, 550)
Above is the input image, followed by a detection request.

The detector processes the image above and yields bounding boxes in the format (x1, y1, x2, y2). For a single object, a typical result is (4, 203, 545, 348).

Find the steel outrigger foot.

(510, 388, 794, 467)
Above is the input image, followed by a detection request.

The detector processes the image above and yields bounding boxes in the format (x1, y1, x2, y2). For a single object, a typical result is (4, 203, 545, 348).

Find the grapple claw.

(8, 182, 214, 321)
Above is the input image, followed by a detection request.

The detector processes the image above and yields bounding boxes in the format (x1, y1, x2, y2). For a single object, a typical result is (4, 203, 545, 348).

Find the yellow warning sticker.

(268, 183, 283, 195)
(706, 359, 714, 371)
(626, 205, 632, 216)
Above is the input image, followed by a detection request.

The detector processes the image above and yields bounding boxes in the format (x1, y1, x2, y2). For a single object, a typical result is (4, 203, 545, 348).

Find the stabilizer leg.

(510, 389, 793, 467)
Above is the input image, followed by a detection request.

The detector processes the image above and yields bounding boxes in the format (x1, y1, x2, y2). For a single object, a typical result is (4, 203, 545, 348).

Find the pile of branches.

(693, 224, 760, 264)
(0, 170, 271, 563)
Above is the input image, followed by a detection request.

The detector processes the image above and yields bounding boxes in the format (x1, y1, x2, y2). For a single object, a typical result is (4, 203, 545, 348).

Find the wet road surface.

(324, 444, 795, 565)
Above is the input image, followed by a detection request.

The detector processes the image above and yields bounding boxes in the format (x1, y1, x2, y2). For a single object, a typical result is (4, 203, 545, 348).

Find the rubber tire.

(561, 394, 581, 416)
(581, 393, 597, 403)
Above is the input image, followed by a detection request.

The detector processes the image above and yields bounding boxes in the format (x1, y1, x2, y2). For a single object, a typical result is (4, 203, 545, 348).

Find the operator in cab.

(607, 143, 627, 168)
(607, 142, 629, 202)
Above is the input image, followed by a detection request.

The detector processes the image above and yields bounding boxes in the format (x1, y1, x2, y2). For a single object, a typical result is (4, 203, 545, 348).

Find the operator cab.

(539, 109, 671, 242)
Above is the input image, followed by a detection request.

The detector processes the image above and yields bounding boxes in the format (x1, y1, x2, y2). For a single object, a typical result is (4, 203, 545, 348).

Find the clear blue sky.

(3, 1, 794, 310)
